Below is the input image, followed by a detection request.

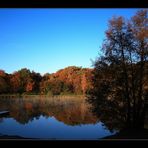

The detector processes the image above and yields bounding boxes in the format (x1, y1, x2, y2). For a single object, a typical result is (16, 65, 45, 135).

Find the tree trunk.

(120, 46, 131, 128)
(136, 42, 145, 128)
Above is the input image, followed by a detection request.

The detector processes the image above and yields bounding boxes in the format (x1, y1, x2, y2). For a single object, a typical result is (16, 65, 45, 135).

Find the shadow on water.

(86, 95, 148, 139)
(102, 129, 148, 139)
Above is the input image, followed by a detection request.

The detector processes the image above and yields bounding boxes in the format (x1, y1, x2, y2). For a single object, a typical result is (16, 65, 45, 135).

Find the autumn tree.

(30, 71, 42, 93)
(0, 66, 93, 95)
(39, 73, 52, 94)
(0, 70, 9, 94)
(39, 66, 93, 95)
(81, 69, 93, 94)
(26, 81, 35, 92)
(87, 9, 148, 131)
(10, 72, 21, 93)
(55, 66, 82, 94)
(9, 68, 42, 94)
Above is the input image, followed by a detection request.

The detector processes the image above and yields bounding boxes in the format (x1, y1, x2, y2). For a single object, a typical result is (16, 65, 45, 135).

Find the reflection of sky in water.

(0, 115, 114, 139)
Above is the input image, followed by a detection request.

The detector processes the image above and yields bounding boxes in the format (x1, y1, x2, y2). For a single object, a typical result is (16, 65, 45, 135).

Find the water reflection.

(0, 97, 97, 125)
(0, 97, 114, 139)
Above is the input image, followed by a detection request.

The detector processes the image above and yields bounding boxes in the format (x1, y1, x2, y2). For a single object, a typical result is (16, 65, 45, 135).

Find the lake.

(0, 96, 115, 140)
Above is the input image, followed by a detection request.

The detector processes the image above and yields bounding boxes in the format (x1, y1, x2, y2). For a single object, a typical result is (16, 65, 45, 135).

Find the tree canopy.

(87, 9, 148, 131)
(0, 66, 93, 95)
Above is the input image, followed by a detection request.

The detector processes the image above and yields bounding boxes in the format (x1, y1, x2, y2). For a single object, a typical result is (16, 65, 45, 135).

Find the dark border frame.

(0, 0, 147, 8)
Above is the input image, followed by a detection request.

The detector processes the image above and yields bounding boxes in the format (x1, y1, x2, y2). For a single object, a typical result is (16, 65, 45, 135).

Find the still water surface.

(0, 97, 115, 139)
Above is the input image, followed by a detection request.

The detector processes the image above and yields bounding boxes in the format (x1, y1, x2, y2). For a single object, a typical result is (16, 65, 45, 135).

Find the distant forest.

(0, 66, 93, 95)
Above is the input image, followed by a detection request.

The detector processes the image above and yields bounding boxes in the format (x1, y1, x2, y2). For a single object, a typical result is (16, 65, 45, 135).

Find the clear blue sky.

(0, 8, 140, 75)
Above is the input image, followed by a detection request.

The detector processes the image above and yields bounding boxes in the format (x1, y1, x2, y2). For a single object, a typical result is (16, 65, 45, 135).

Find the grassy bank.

(0, 94, 85, 100)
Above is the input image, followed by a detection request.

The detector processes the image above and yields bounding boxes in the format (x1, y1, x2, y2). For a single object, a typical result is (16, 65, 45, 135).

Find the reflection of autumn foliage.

(24, 102, 33, 110)
(0, 97, 98, 125)
(54, 102, 97, 125)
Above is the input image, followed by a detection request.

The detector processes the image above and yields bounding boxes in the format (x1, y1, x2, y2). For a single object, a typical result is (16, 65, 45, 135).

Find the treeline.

(0, 66, 93, 95)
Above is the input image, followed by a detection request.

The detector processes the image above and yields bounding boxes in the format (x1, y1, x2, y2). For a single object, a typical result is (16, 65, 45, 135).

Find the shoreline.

(0, 94, 85, 99)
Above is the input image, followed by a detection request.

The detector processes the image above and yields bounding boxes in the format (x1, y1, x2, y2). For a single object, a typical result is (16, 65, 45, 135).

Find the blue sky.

(0, 9, 140, 75)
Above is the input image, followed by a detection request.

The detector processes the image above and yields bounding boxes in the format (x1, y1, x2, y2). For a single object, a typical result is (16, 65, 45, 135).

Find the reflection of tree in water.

(0, 97, 97, 125)
(52, 102, 97, 126)
(87, 93, 126, 132)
